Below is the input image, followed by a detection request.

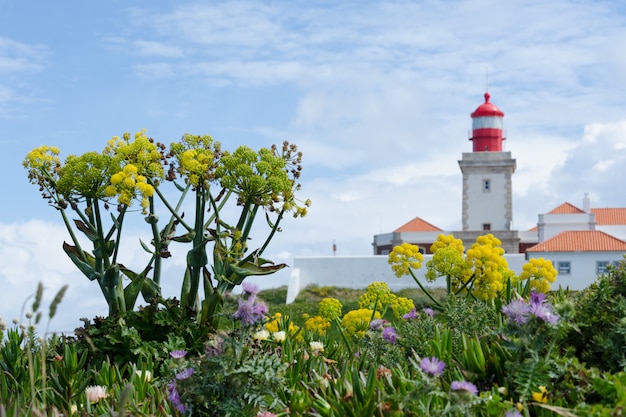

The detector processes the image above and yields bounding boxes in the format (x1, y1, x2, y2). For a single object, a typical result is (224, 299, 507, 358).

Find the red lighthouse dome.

(470, 92, 505, 152)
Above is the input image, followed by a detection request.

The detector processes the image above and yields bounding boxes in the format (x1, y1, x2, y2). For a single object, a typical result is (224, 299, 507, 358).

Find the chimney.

(583, 193, 591, 212)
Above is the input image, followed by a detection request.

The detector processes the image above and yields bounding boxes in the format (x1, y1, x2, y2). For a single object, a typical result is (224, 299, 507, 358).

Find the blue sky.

(2, 0, 626, 333)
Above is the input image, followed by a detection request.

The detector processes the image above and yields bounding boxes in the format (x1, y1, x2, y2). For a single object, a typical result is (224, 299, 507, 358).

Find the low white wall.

(286, 254, 527, 303)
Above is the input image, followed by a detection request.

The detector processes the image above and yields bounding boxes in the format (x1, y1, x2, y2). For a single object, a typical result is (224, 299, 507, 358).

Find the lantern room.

(470, 92, 505, 152)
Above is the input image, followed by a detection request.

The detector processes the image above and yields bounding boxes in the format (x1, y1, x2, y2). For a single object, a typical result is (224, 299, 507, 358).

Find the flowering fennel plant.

(24, 130, 309, 328)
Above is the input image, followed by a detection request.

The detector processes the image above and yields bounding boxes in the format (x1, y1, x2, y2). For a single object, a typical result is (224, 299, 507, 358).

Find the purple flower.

(233, 296, 268, 326)
(403, 308, 417, 320)
(530, 291, 546, 306)
(242, 282, 259, 296)
(531, 302, 559, 324)
(206, 335, 224, 357)
(167, 380, 187, 413)
(382, 326, 397, 344)
(169, 350, 187, 359)
(176, 367, 194, 380)
(505, 409, 523, 417)
(450, 380, 478, 396)
(420, 357, 446, 377)
(502, 300, 532, 325)
(370, 319, 386, 330)
(423, 307, 435, 317)
(530, 291, 559, 324)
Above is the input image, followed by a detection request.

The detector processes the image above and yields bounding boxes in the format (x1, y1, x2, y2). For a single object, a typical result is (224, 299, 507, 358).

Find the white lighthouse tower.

(455, 92, 520, 253)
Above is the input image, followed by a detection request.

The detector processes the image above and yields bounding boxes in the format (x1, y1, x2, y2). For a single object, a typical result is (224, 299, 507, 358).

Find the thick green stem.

(153, 182, 193, 232)
(183, 185, 208, 310)
(92, 198, 121, 315)
(256, 207, 286, 258)
(408, 268, 443, 310)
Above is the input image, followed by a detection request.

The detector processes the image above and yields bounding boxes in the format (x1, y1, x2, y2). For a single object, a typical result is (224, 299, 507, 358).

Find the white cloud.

(0, 37, 46, 73)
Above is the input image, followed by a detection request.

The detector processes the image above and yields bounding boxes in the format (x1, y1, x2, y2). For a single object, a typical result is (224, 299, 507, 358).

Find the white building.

(287, 93, 626, 302)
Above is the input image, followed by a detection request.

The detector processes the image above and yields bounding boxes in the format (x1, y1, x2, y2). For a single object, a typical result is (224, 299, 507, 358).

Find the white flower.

(85, 385, 108, 403)
(273, 331, 286, 343)
(135, 369, 152, 381)
(253, 329, 270, 341)
(309, 341, 324, 353)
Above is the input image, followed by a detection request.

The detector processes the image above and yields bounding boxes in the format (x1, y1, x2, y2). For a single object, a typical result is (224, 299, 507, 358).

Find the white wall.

(287, 254, 527, 303)
(526, 251, 625, 290)
(537, 212, 595, 241)
(467, 174, 508, 230)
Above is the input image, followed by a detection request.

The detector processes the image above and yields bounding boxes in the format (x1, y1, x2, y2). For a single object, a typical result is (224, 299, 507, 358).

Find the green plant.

(561, 259, 626, 373)
(24, 132, 309, 329)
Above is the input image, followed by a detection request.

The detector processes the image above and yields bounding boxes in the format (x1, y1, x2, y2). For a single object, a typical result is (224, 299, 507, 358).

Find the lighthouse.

(456, 92, 520, 253)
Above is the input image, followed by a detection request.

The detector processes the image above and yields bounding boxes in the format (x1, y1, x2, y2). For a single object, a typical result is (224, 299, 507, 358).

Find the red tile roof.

(548, 202, 585, 214)
(591, 208, 626, 226)
(526, 230, 626, 253)
(394, 216, 442, 232)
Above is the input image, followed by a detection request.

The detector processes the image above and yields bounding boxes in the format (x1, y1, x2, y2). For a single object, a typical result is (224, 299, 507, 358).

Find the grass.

(257, 284, 448, 329)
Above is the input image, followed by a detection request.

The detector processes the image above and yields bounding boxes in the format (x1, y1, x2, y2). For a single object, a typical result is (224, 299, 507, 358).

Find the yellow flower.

(304, 315, 330, 336)
(532, 385, 548, 403)
(430, 233, 465, 254)
(391, 296, 415, 320)
(426, 234, 472, 286)
(520, 258, 557, 293)
(358, 282, 394, 312)
(341, 308, 380, 338)
(466, 234, 512, 300)
(388, 242, 424, 277)
(318, 297, 343, 321)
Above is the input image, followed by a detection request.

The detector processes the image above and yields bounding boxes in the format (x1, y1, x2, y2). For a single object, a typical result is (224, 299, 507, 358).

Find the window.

(483, 179, 491, 192)
(557, 261, 571, 275)
(597, 261, 610, 275)
(613, 260, 622, 267)
(482, 223, 491, 231)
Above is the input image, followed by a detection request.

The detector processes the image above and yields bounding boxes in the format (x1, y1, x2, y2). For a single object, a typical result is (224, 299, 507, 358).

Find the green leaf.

(229, 261, 287, 282)
(73, 219, 97, 241)
(171, 230, 196, 243)
(119, 264, 160, 310)
(102, 264, 120, 288)
(187, 246, 208, 267)
(139, 238, 155, 254)
(62, 242, 100, 281)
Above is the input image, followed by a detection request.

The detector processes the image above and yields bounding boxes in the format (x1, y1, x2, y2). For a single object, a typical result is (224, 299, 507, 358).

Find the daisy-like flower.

(85, 385, 108, 403)
(502, 299, 532, 325)
(450, 380, 478, 396)
(402, 308, 417, 320)
(382, 326, 397, 344)
(253, 329, 270, 341)
(169, 349, 187, 359)
(273, 331, 286, 343)
(309, 341, 324, 353)
(420, 357, 446, 377)
(135, 369, 152, 381)
(176, 367, 194, 380)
